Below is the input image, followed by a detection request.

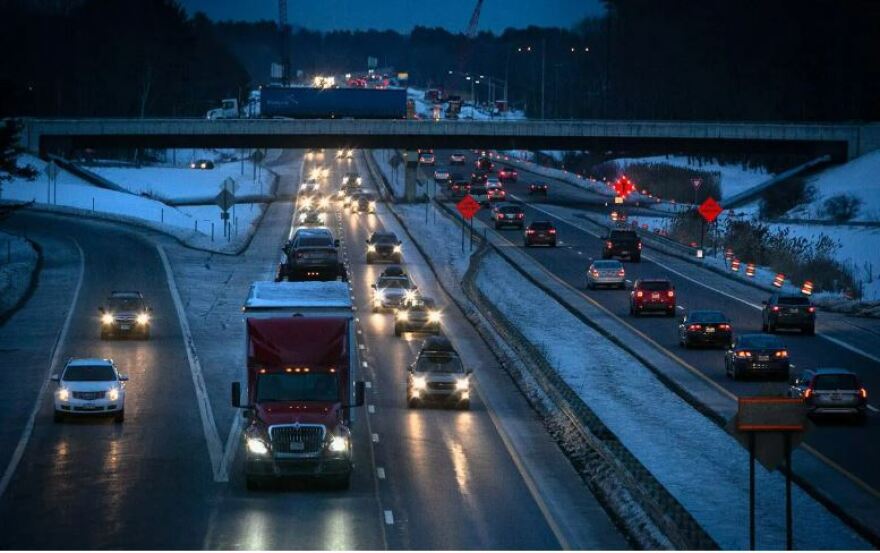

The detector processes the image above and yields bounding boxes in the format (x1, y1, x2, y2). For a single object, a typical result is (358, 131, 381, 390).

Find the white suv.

(52, 358, 128, 423)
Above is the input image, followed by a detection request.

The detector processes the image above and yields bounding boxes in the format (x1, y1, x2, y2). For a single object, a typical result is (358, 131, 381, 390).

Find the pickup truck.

(602, 229, 642, 262)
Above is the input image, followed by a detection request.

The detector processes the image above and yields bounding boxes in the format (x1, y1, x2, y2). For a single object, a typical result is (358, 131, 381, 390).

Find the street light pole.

(541, 37, 546, 119)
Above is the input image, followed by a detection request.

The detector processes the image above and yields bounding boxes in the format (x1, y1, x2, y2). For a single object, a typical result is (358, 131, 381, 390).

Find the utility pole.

(541, 37, 546, 119)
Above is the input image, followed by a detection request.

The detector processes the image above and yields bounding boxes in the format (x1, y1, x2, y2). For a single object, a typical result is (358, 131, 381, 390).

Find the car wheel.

(366, 254, 373, 264)
(551, 240, 557, 247)
(53, 410, 63, 423)
(632, 254, 641, 262)
(328, 474, 351, 490)
(459, 400, 471, 411)
(768, 322, 776, 333)
(682, 337, 689, 348)
(114, 409, 125, 423)
(855, 410, 867, 425)
(761, 320, 768, 332)
(245, 476, 262, 491)
(407, 398, 419, 409)
(394, 324, 402, 337)
(339, 265, 348, 282)
(804, 324, 815, 336)
(666, 309, 676, 317)
(587, 281, 594, 290)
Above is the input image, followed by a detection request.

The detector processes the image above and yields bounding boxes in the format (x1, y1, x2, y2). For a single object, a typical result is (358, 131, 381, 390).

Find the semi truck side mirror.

(335, 239, 341, 247)
(354, 381, 366, 407)
(231, 382, 241, 408)
(50, 374, 60, 382)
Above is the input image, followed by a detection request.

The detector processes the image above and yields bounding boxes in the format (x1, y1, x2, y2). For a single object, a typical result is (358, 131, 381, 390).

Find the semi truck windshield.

(256, 373, 339, 402)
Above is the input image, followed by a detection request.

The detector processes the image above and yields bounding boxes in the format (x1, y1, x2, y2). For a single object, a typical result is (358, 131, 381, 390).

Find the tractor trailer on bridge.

(231, 281, 365, 490)
(260, 86, 407, 119)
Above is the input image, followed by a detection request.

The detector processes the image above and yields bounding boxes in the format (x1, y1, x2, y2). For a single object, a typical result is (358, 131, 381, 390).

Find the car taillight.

(497, 214, 504, 220)
(736, 351, 752, 358)
(638, 242, 643, 250)
(688, 324, 702, 331)
(719, 324, 731, 330)
(636, 291, 644, 298)
(667, 290, 675, 298)
(526, 229, 535, 234)
(549, 229, 556, 234)
(804, 388, 813, 399)
(774, 350, 789, 358)
(772, 306, 780, 312)
(618, 269, 625, 277)
(517, 213, 524, 219)
(859, 387, 867, 399)
(606, 241, 613, 249)
(808, 306, 816, 313)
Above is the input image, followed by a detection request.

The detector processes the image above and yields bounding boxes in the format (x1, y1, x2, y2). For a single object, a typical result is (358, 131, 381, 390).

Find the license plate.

(706, 327, 715, 333)
(119, 324, 131, 330)
(651, 293, 660, 299)
(83, 403, 97, 409)
(621, 250, 629, 255)
(758, 355, 770, 362)
(289, 442, 305, 452)
(537, 233, 546, 237)
(787, 308, 799, 314)
(831, 394, 841, 401)
(506, 215, 513, 219)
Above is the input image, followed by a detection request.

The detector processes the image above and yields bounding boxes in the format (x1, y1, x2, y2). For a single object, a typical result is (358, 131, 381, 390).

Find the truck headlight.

(328, 435, 349, 453)
(455, 377, 469, 391)
(396, 310, 409, 321)
(246, 437, 269, 455)
(107, 388, 120, 401)
(393, 245, 402, 253)
(369, 201, 376, 210)
(428, 310, 441, 323)
(101, 313, 114, 325)
(412, 376, 427, 390)
(57, 388, 70, 401)
(367, 244, 376, 252)
(136, 313, 150, 325)
(356, 177, 362, 185)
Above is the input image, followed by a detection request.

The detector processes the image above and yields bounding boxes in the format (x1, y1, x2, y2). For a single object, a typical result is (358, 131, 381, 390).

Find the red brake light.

(606, 241, 613, 249)
(636, 291, 644, 298)
(667, 290, 675, 298)
(808, 306, 816, 313)
(774, 350, 789, 358)
(859, 387, 867, 399)
(688, 324, 702, 331)
(526, 229, 535, 234)
(497, 214, 504, 220)
(618, 269, 625, 276)
(804, 388, 813, 399)
(638, 243, 643, 250)
(517, 213, 524, 219)
(736, 351, 752, 358)
(549, 229, 556, 234)
(719, 324, 731, 330)
(772, 306, 780, 312)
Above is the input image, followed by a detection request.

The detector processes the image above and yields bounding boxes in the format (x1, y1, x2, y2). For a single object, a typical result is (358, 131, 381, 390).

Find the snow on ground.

(787, 150, 880, 222)
(373, 149, 407, 199)
(91, 161, 266, 203)
(1, 154, 267, 253)
(0, 232, 38, 316)
(406, 87, 527, 121)
(390, 204, 471, 282)
(474, 249, 867, 550)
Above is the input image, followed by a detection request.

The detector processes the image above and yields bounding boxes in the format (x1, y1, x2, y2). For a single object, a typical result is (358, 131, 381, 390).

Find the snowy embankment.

(786, 150, 880, 223)
(1, 154, 270, 254)
(406, 87, 526, 121)
(0, 232, 38, 318)
(372, 149, 406, 199)
(474, 249, 866, 550)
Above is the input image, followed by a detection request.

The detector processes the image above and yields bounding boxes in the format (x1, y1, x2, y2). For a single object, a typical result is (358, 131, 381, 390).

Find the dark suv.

(99, 291, 152, 340)
(277, 228, 346, 281)
(788, 368, 867, 423)
(524, 221, 557, 247)
(725, 333, 790, 381)
(602, 229, 642, 262)
(492, 204, 525, 229)
(762, 294, 816, 335)
(366, 231, 403, 264)
(630, 279, 676, 316)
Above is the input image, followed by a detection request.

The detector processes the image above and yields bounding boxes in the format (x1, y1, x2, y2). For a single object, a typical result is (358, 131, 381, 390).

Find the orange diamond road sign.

(613, 176, 635, 197)
(698, 197, 723, 223)
(457, 194, 480, 220)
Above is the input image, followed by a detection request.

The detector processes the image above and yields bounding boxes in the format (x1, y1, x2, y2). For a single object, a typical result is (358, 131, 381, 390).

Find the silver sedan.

(587, 260, 626, 289)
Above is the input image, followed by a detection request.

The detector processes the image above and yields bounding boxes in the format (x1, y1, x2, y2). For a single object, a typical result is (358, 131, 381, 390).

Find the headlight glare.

(107, 388, 120, 401)
(101, 313, 114, 325)
(367, 245, 376, 252)
(396, 310, 409, 321)
(393, 245, 402, 253)
(328, 435, 349, 453)
(57, 388, 70, 401)
(413, 376, 427, 390)
(136, 313, 150, 325)
(455, 377, 469, 391)
(246, 437, 269, 455)
(428, 310, 441, 323)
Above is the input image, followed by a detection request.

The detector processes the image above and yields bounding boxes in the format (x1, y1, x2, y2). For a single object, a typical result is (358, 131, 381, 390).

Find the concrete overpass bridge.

(21, 118, 880, 161)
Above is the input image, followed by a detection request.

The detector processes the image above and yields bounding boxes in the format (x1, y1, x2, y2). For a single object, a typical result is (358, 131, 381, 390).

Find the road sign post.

(698, 197, 723, 254)
(45, 161, 59, 204)
(727, 397, 808, 550)
(456, 195, 481, 253)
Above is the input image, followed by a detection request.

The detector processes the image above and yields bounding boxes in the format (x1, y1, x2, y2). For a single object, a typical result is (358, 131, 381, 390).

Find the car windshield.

(610, 231, 637, 239)
(256, 373, 338, 402)
(639, 281, 670, 291)
(408, 299, 435, 311)
(64, 364, 116, 382)
(813, 374, 859, 390)
(690, 311, 727, 323)
(108, 298, 143, 311)
(593, 261, 621, 269)
(373, 234, 397, 244)
(778, 296, 810, 306)
(738, 335, 783, 349)
(298, 237, 331, 247)
(500, 206, 522, 213)
(378, 278, 409, 289)
(416, 355, 465, 374)
(360, 195, 375, 202)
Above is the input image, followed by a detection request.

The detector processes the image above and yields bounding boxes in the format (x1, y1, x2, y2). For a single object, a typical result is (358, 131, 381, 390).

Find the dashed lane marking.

(368, 404, 375, 414)
(376, 467, 386, 479)
(384, 510, 395, 525)
(372, 433, 379, 443)
(868, 405, 879, 413)
(362, 361, 368, 368)
(366, 381, 373, 389)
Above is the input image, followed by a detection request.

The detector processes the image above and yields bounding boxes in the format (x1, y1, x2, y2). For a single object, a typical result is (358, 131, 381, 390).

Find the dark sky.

(178, 0, 605, 32)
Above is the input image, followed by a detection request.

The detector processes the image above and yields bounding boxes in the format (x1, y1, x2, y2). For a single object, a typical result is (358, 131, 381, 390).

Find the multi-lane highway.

(0, 151, 625, 549)
(431, 149, 880, 495)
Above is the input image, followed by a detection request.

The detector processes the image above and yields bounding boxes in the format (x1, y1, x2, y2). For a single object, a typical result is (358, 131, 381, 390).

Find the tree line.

(1, 0, 877, 121)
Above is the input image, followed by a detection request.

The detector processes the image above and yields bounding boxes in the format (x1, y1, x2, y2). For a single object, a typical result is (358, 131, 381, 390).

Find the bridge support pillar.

(404, 150, 418, 203)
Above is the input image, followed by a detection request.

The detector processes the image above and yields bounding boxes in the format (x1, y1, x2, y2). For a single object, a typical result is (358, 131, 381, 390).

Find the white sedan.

(587, 260, 626, 289)
(53, 358, 128, 422)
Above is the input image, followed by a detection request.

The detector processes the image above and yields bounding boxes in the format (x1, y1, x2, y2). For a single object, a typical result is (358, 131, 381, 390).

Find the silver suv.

(407, 337, 471, 410)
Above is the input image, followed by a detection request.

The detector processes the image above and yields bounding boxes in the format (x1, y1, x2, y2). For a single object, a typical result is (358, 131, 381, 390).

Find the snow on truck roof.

(244, 281, 352, 310)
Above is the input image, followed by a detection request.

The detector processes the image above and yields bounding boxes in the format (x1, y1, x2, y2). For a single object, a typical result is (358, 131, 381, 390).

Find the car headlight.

(374, 290, 385, 302)
(319, 198, 330, 209)
(328, 435, 349, 453)
(101, 313, 114, 325)
(136, 313, 150, 325)
(396, 310, 409, 321)
(404, 290, 417, 302)
(57, 387, 70, 401)
(356, 177, 362, 184)
(246, 437, 269, 455)
(412, 376, 427, 390)
(455, 377, 469, 391)
(367, 244, 376, 252)
(107, 388, 120, 401)
(369, 201, 376, 210)
(393, 245, 402, 253)
(428, 310, 441, 323)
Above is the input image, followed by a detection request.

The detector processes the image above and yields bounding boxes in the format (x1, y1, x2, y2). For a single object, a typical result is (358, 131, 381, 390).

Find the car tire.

(394, 324, 402, 337)
(339, 265, 348, 282)
(768, 321, 776, 333)
(804, 324, 815, 336)
(407, 398, 418, 409)
(551, 240, 557, 247)
(632, 255, 641, 262)
(53, 410, 63, 423)
(114, 409, 125, 423)
(328, 474, 351, 491)
(761, 320, 768, 332)
(366, 254, 373, 264)
(666, 309, 676, 317)
(458, 400, 470, 411)
(855, 410, 867, 425)
(682, 337, 690, 349)
(245, 476, 262, 491)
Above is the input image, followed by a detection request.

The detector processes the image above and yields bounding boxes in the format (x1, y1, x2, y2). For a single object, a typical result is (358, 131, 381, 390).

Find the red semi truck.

(232, 281, 364, 490)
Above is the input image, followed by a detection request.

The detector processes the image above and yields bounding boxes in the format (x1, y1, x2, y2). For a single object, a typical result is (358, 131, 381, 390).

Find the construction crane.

(465, 0, 484, 38)
(278, 0, 290, 84)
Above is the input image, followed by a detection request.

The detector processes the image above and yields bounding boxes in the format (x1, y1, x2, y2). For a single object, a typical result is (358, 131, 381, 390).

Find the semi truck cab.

(232, 281, 364, 490)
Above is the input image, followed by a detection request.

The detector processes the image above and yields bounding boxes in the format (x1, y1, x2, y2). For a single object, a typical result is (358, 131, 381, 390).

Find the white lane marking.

(368, 404, 375, 414)
(868, 405, 879, 413)
(376, 467, 386, 479)
(362, 361, 368, 368)
(366, 381, 372, 389)
(0, 239, 85, 500)
(384, 510, 395, 525)
(359, 343, 366, 350)
(219, 412, 243, 483)
(372, 433, 379, 443)
(512, 196, 880, 365)
(158, 244, 226, 482)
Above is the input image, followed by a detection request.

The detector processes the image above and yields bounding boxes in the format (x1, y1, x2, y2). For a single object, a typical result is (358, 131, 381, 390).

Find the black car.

(352, 193, 377, 214)
(602, 229, 642, 262)
(725, 333, 790, 380)
(342, 172, 362, 187)
(277, 228, 346, 282)
(679, 310, 733, 348)
(524, 221, 557, 247)
(474, 157, 494, 172)
(449, 181, 470, 198)
(470, 172, 489, 186)
(492, 204, 525, 229)
(99, 291, 152, 340)
(366, 231, 403, 264)
(189, 159, 214, 170)
(528, 182, 549, 196)
(380, 265, 407, 278)
(762, 293, 816, 335)
(788, 368, 867, 423)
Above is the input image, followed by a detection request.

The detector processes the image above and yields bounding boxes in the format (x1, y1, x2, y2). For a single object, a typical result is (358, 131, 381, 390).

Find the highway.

(432, 149, 880, 495)
(0, 151, 625, 549)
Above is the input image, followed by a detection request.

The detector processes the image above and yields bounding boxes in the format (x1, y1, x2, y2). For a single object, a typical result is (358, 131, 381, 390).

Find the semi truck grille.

(73, 391, 106, 400)
(270, 424, 325, 456)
